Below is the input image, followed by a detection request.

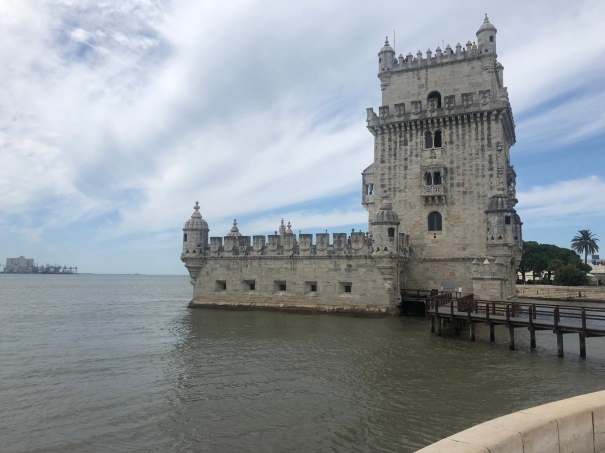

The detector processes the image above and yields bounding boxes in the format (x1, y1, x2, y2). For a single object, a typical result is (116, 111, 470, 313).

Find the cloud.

(517, 176, 605, 227)
(1, 0, 605, 271)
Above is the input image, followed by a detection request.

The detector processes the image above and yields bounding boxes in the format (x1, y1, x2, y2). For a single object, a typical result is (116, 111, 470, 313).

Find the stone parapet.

(518, 285, 605, 302)
(416, 390, 605, 453)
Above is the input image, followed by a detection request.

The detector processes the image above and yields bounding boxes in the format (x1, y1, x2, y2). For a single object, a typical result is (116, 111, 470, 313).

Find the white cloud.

(517, 176, 605, 227)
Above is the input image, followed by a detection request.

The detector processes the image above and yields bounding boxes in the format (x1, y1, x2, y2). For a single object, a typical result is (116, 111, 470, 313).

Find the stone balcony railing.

(422, 184, 444, 195)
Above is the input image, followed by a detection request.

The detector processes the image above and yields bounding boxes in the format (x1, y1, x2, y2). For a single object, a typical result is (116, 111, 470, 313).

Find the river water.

(1, 274, 604, 452)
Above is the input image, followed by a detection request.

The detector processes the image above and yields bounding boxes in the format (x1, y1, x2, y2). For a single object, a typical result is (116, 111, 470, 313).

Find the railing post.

(485, 303, 490, 322)
(554, 306, 560, 328)
(492, 301, 496, 315)
(528, 305, 533, 327)
(582, 308, 586, 333)
(532, 304, 537, 320)
(511, 302, 516, 318)
(506, 304, 510, 325)
(450, 300, 454, 318)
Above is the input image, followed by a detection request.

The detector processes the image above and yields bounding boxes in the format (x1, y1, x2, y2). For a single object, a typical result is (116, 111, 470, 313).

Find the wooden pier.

(425, 294, 605, 358)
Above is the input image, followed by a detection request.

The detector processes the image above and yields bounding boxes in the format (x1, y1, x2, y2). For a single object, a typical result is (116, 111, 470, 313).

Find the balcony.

(422, 184, 446, 205)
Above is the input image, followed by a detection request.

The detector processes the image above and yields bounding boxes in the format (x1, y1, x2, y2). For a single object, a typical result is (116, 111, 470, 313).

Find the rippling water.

(1, 274, 605, 452)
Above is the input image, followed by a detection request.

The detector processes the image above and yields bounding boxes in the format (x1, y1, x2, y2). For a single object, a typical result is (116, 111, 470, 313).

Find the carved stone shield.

(479, 90, 490, 105)
(316, 233, 329, 251)
(428, 98, 437, 113)
(444, 95, 455, 110)
(351, 233, 365, 250)
(462, 93, 473, 108)
(283, 234, 295, 251)
(379, 106, 389, 120)
(223, 237, 234, 252)
(267, 235, 279, 252)
(253, 236, 265, 252)
(333, 233, 346, 251)
(411, 101, 422, 115)
(394, 103, 405, 117)
(299, 234, 312, 251)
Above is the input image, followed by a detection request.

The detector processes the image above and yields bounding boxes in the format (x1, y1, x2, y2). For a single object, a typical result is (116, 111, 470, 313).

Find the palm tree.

(571, 229, 600, 265)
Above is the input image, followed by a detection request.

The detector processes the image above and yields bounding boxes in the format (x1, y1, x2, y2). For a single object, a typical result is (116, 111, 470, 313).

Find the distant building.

(5, 256, 35, 273)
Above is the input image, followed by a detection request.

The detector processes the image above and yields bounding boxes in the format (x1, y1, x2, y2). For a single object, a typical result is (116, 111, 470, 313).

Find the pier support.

(530, 327, 536, 350)
(469, 322, 476, 342)
(580, 334, 586, 359)
(437, 316, 442, 336)
(489, 324, 495, 343)
(430, 316, 435, 333)
(509, 326, 515, 351)
(557, 332, 564, 358)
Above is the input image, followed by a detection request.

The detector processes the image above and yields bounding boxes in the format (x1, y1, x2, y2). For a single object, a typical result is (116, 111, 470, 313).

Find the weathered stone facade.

(182, 16, 522, 312)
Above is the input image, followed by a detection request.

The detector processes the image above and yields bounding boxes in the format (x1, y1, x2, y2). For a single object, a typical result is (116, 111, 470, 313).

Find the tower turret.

(476, 14, 497, 55)
(370, 192, 400, 254)
(378, 37, 396, 91)
(182, 201, 209, 255)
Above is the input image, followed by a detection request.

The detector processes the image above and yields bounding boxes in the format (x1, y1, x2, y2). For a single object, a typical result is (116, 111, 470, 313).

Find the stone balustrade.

(416, 390, 605, 453)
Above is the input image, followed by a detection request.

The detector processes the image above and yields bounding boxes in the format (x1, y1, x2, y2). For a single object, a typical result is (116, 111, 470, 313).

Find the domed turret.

(227, 219, 242, 237)
(476, 14, 497, 55)
(378, 36, 395, 72)
(486, 193, 513, 212)
(183, 201, 209, 255)
(370, 192, 400, 253)
(485, 194, 519, 247)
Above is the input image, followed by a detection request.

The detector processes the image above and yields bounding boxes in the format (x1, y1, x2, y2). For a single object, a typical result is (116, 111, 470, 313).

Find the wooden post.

(530, 327, 536, 349)
(490, 324, 495, 343)
(470, 322, 476, 342)
(554, 306, 560, 328)
(430, 315, 435, 333)
(509, 326, 515, 351)
(579, 333, 586, 358)
(557, 331, 564, 358)
(506, 304, 510, 325)
(532, 303, 537, 320)
(437, 315, 442, 337)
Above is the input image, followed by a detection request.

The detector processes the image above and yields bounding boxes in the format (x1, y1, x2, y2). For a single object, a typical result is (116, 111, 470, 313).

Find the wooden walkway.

(425, 294, 605, 358)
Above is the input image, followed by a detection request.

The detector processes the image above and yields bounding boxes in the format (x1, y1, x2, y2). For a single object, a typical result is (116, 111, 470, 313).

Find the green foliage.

(553, 264, 590, 286)
(518, 240, 590, 284)
(571, 229, 600, 265)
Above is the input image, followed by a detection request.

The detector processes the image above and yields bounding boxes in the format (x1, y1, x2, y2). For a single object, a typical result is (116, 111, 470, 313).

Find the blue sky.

(0, 0, 604, 274)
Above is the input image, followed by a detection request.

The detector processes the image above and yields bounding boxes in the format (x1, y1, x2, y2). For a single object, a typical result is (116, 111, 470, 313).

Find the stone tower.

(363, 15, 522, 300)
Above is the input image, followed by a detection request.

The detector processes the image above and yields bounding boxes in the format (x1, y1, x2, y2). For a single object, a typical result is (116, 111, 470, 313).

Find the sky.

(0, 0, 604, 274)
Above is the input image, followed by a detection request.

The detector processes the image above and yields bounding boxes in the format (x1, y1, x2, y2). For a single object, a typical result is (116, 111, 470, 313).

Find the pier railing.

(425, 296, 605, 358)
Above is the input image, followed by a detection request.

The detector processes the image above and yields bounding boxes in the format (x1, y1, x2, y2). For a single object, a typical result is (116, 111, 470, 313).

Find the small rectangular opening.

(306, 281, 318, 293)
(505, 216, 511, 225)
(183, 233, 187, 242)
(274, 281, 286, 293)
(215, 280, 226, 291)
(490, 36, 494, 42)
(243, 280, 256, 291)
(340, 282, 353, 295)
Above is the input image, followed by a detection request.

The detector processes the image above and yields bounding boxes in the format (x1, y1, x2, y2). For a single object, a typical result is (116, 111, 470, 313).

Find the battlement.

(390, 42, 490, 73)
(181, 230, 410, 259)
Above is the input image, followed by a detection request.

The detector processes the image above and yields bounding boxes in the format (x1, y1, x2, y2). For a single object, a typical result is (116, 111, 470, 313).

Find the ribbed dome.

(379, 37, 394, 54)
(184, 202, 209, 230)
(477, 14, 497, 35)
(487, 194, 514, 212)
(226, 219, 242, 237)
(371, 195, 400, 224)
(514, 213, 522, 225)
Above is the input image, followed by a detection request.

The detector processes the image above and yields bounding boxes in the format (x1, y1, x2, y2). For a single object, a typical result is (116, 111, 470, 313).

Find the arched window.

(425, 173, 433, 185)
(425, 131, 433, 149)
(434, 130, 442, 147)
(428, 91, 442, 108)
(428, 212, 442, 231)
(433, 172, 442, 185)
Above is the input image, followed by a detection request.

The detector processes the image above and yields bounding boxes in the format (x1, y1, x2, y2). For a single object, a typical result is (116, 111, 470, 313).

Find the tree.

(571, 229, 600, 265)
(553, 264, 589, 286)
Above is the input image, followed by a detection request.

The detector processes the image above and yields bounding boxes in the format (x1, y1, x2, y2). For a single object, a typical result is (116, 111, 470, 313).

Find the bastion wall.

(416, 390, 605, 453)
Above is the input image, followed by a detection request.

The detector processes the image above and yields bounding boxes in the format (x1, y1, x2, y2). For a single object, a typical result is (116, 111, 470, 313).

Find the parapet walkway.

(416, 390, 605, 452)
(426, 295, 605, 358)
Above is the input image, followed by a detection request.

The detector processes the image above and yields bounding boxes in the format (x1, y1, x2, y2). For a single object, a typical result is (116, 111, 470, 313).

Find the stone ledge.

(188, 299, 394, 316)
(416, 390, 605, 453)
